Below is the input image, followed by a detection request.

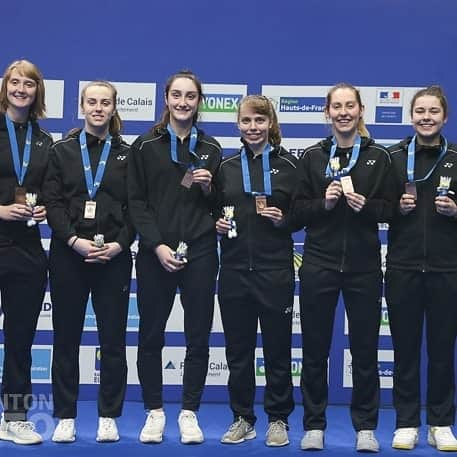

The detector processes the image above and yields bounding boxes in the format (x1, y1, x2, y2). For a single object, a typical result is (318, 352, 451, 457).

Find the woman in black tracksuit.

(128, 70, 221, 445)
(386, 86, 457, 452)
(293, 83, 391, 452)
(0, 60, 51, 446)
(43, 81, 134, 443)
(215, 95, 298, 447)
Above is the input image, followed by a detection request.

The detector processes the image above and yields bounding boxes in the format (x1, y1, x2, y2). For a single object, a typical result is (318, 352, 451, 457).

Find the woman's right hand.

(324, 180, 343, 210)
(0, 204, 32, 221)
(215, 217, 231, 235)
(71, 237, 107, 263)
(399, 193, 416, 215)
(155, 244, 186, 272)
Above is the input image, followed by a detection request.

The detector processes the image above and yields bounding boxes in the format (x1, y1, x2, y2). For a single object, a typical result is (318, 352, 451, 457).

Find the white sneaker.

(266, 420, 289, 447)
(96, 417, 119, 442)
(391, 427, 418, 450)
(0, 414, 42, 445)
(52, 418, 76, 443)
(178, 410, 204, 444)
(301, 429, 324, 450)
(139, 410, 166, 443)
(356, 430, 379, 452)
(428, 426, 457, 451)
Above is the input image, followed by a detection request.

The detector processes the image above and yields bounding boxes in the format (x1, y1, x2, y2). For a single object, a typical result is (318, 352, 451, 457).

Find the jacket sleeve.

(127, 140, 163, 250)
(42, 147, 75, 242)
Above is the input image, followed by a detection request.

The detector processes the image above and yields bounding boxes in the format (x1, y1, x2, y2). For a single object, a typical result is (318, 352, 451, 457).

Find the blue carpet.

(0, 402, 454, 456)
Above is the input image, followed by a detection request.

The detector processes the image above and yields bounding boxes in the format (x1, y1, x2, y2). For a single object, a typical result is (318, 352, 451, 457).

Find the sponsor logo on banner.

(375, 88, 403, 123)
(36, 292, 53, 331)
(0, 346, 52, 382)
(343, 349, 393, 388)
(200, 84, 247, 122)
(255, 348, 303, 386)
(78, 81, 156, 122)
(276, 97, 325, 113)
(377, 90, 402, 105)
(262, 85, 329, 124)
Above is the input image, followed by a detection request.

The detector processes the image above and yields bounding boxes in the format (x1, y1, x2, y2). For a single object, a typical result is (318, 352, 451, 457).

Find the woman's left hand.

(435, 195, 457, 217)
(260, 206, 284, 227)
(345, 192, 366, 213)
(32, 205, 47, 222)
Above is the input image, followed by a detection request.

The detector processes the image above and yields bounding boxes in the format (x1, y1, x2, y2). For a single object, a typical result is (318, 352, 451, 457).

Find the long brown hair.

(0, 59, 46, 120)
(152, 70, 203, 134)
(237, 95, 282, 146)
(325, 82, 369, 137)
(80, 80, 122, 136)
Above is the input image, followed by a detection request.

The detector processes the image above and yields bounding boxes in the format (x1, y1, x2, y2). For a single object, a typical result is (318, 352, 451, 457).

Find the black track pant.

(299, 263, 382, 431)
(0, 245, 47, 421)
(50, 239, 132, 418)
(218, 267, 295, 425)
(385, 269, 457, 427)
(136, 250, 218, 411)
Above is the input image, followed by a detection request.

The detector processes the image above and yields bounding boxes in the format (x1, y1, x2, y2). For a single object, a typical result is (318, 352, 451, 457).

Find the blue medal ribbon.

(79, 130, 112, 199)
(240, 143, 272, 196)
(167, 124, 200, 169)
(325, 135, 361, 178)
(407, 135, 448, 183)
(5, 113, 32, 186)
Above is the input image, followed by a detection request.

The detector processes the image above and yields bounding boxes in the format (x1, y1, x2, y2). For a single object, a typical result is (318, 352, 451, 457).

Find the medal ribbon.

(407, 135, 448, 183)
(5, 113, 32, 186)
(79, 130, 112, 199)
(325, 135, 361, 178)
(240, 143, 272, 196)
(167, 124, 200, 169)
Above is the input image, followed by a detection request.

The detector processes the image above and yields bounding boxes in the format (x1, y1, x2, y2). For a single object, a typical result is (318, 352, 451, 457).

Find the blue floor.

(0, 402, 455, 456)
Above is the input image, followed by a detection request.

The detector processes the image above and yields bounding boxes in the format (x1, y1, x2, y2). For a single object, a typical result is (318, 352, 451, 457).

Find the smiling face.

(325, 87, 364, 141)
(238, 103, 272, 152)
(411, 95, 447, 145)
(81, 84, 116, 137)
(6, 68, 37, 115)
(165, 77, 200, 128)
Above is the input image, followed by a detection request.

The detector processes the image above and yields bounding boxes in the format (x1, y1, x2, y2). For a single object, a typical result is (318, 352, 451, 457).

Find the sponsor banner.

(200, 84, 247, 122)
(343, 349, 393, 389)
(78, 81, 156, 122)
(255, 347, 303, 386)
(0, 345, 52, 383)
(36, 292, 53, 331)
(263, 85, 423, 125)
(44, 80, 65, 119)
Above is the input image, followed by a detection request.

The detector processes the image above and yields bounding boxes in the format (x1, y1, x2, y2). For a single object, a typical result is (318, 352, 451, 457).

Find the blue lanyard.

(167, 124, 200, 168)
(407, 135, 448, 183)
(5, 114, 32, 186)
(79, 130, 112, 199)
(325, 135, 361, 178)
(240, 144, 272, 196)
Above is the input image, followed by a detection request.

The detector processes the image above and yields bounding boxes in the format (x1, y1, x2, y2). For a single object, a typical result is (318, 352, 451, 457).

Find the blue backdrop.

(1, 0, 456, 407)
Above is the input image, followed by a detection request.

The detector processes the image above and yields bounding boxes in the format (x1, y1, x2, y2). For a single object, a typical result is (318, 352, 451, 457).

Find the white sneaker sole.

(221, 429, 256, 444)
(0, 430, 42, 445)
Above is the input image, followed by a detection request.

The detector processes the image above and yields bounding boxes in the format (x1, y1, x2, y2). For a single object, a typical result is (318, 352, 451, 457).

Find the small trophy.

(329, 157, 341, 179)
(437, 176, 452, 196)
(93, 234, 105, 248)
(174, 241, 188, 262)
(223, 205, 237, 239)
(25, 192, 37, 227)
